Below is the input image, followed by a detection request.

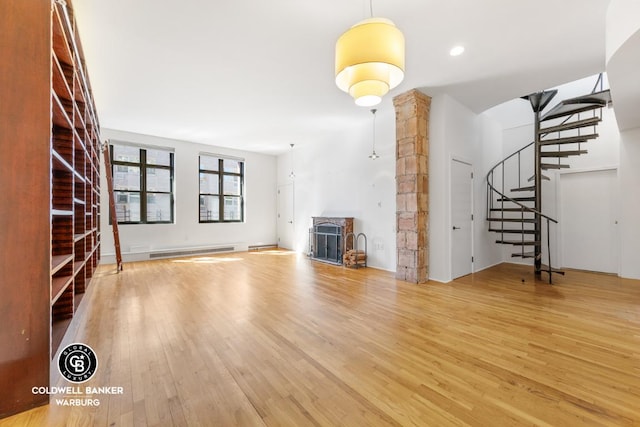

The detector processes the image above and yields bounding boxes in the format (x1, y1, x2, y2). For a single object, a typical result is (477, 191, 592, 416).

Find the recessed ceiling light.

(450, 45, 465, 57)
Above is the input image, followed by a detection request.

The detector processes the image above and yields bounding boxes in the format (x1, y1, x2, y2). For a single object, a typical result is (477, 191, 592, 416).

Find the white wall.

(427, 95, 448, 281)
(476, 114, 505, 270)
(619, 127, 640, 279)
(100, 129, 277, 263)
(276, 107, 397, 271)
(428, 94, 504, 282)
(606, 0, 640, 279)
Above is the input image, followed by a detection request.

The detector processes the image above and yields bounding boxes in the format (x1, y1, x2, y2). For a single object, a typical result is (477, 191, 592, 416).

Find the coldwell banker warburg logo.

(32, 343, 125, 407)
(58, 343, 98, 383)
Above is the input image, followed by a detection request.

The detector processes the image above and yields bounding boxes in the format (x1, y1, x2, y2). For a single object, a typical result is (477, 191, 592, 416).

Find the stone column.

(393, 89, 431, 283)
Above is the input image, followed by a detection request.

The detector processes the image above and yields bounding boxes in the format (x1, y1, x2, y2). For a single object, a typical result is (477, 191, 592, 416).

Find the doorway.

(559, 168, 618, 274)
(277, 183, 294, 250)
(451, 159, 474, 279)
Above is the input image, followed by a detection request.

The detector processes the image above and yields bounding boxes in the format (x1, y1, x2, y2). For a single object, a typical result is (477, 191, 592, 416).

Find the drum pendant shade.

(335, 18, 405, 106)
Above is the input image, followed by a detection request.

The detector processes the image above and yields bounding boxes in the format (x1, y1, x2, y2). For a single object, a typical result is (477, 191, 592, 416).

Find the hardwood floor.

(1, 251, 639, 426)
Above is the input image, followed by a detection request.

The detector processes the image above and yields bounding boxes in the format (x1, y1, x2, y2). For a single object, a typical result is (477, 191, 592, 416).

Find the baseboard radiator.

(248, 244, 278, 251)
(149, 246, 235, 259)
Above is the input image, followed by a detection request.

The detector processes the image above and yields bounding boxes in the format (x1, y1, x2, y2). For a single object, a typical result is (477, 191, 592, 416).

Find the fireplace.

(311, 217, 354, 265)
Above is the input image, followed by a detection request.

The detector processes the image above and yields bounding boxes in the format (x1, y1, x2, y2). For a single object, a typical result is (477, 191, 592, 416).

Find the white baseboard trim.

(100, 243, 252, 264)
(473, 261, 504, 273)
(427, 276, 450, 284)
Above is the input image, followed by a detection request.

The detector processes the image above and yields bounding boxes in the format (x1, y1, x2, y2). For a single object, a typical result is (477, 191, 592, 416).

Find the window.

(111, 144, 174, 224)
(199, 154, 244, 222)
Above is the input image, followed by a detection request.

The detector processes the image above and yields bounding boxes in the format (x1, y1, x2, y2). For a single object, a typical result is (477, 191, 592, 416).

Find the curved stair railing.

(486, 142, 560, 282)
(486, 74, 611, 284)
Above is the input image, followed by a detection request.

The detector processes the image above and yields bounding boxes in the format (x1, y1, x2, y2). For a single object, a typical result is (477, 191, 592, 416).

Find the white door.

(560, 169, 618, 273)
(451, 159, 473, 279)
(277, 183, 294, 250)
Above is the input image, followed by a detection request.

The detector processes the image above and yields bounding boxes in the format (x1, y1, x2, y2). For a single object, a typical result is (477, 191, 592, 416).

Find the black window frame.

(199, 155, 244, 223)
(110, 144, 175, 224)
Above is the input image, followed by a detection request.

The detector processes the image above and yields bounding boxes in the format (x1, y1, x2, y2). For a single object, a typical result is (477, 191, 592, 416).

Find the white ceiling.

(74, 0, 610, 155)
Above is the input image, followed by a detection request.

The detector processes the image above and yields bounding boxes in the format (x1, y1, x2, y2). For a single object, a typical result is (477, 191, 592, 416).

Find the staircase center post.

(534, 110, 542, 275)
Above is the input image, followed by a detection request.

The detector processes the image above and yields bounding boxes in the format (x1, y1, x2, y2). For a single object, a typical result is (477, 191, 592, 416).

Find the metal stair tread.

(489, 208, 536, 212)
(540, 89, 611, 121)
(539, 133, 598, 146)
(487, 217, 537, 223)
(489, 228, 536, 234)
(511, 185, 535, 192)
(538, 116, 601, 135)
(541, 150, 588, 158)
(497, 196, 535, 202)
(541, 163, 571, 170)
(562, 89, 612, 106)
(496, 240, 540, 245)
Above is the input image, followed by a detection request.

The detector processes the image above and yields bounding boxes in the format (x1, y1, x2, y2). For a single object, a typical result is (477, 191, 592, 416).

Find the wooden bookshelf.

(50, 0, 102, 358)
(0, 0, 101, 418)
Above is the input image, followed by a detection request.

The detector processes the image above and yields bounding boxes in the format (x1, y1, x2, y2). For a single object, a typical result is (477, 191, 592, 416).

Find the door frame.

(449, 156, 474, 280)
(556, 165, 619, 274)
(277, 182, 295, 250)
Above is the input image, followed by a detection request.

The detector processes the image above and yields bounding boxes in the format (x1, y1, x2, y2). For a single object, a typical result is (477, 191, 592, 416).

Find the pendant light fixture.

(288, 143, 295, 179)
(368, 108, 379, 160)
(335, 0, 405, 107)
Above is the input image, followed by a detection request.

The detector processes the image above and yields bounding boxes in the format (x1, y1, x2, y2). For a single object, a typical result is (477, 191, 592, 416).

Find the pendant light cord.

(371, 108, 377, 151)
(289, 143, 295, 178)
(369, 0, 374, 17)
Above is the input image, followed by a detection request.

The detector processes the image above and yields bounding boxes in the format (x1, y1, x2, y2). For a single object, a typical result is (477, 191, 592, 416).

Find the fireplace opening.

(312, 224, 342, 264)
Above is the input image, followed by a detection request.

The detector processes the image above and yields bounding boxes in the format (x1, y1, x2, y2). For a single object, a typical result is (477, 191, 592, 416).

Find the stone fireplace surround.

(311, 217, 354, 265)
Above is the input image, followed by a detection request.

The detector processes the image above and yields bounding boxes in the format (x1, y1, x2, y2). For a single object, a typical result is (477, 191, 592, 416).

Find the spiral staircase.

(486, 75, 612, 283)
